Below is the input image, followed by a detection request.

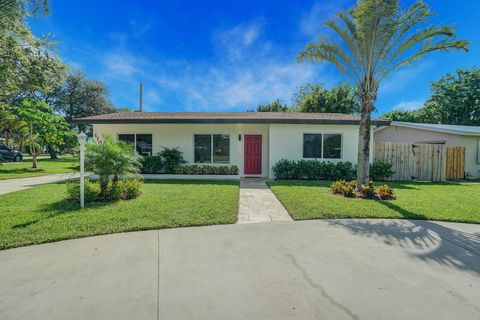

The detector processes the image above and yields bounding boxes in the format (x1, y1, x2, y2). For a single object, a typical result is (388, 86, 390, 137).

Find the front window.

(194, 134, 230, 164)
(323, 134, 342, 159)
(118, 134, 152, 156)
(303, 134, 322, 158)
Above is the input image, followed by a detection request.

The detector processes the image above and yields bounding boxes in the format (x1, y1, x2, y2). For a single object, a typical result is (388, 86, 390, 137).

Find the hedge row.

(173, 165, 239, 175)
(272, 159, 394, 181)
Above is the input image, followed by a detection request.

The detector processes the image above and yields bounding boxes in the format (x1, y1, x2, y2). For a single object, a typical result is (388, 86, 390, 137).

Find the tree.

(380, 109, 419, 122)
(292, 83, 358, 113)
(253, 99, 289, 112)
(49, 71, 116, 125)
(421, 68, 480, 125)
(298, 0, 468, 188)
(11, 99, 72, 168)
(85, 136, 142, 199)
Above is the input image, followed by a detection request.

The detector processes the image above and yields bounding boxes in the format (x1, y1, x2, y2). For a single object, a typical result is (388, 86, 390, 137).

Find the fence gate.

(445, 147, 465, 180)
(374, 142, 447, 181)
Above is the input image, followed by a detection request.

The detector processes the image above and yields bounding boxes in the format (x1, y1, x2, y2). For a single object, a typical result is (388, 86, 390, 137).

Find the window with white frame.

(303, 133, 342, 159)
(118, 134, 152, 156)
(194, 134, 230, 164)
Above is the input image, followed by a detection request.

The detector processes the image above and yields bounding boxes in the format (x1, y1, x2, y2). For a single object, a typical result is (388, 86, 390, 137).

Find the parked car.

(0, 144, 23, 162)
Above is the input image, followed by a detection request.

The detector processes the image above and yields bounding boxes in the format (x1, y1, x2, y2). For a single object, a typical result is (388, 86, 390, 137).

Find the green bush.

(359, 181, 377, 199)
(141, 155, 163, 173)
(370, 160, 395, 181)
(65, 178, 143, 203)
(159, 147, 187, 173)
(330, 180, 356, 197)
(66, 179, 100, 203)
(174, 165, 239, 175)
(273, 159, 356, 180)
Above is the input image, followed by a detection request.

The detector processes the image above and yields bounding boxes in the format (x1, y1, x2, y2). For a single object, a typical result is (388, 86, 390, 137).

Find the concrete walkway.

(237, 178, 293, 223)
(0, 173, 80, 195)
(1, 220, 479, 320)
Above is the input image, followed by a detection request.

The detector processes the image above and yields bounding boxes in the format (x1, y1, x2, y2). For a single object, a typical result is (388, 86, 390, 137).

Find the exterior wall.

(93, 123, 270, 177)
(268, 124, 365, 178)
(375, 125, 480, 178)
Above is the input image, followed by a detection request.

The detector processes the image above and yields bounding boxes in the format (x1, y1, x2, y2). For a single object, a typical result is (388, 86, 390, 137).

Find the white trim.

(389, 122, 480, 136)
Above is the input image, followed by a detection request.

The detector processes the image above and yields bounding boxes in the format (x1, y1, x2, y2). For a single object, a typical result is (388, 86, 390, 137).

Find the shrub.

(376, 184, 396, 200)
(66, 179, 100, 203)
(330, 180, 356, 197)
(359, 181, 377, 199)
(173, 165, 238, 175)
(370, 160, 395, 181)
(159, 147, 187, 173)
(85, 136, 142, 198)
(273, 159, 356, 180)
(272, 159, 297, 179)
(141, 155, 163, 173)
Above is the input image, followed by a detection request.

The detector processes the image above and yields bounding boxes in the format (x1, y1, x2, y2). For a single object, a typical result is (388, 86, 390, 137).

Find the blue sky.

(30, 0, 479, 115)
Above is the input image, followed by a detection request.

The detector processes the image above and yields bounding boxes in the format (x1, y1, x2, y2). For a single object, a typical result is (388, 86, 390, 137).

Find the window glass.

(194, 134, 212, 163)
(303, 134, 322, 158)
(323, 134, 342, 159)
(136, 134, 153, 156)
(213, 134, 230, 163)
(118, 134, 135, 145)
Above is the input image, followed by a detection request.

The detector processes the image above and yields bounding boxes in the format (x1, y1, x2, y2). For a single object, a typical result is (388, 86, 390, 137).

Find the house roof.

(378, 121, 480, 136)
(74, 112, 390, 125)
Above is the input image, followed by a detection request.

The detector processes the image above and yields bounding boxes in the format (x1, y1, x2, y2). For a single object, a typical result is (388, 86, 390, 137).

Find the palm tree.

(298, 0, 468, 188)
(0, 0, 49, 21)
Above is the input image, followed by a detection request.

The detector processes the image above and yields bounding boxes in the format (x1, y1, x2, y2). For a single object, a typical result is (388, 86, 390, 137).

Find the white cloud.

(393, 99, 425, 111)
(300, 1, 349, 37)
(380, 62, 433, 95)
(104, 53, 140, 76)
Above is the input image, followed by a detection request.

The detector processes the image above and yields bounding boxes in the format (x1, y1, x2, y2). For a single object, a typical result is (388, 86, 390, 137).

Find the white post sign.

(77, 132, 87, 208)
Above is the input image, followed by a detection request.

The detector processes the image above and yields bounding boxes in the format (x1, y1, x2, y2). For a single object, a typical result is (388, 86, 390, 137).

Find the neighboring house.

(375, 121, 480, 178)
(75, 112, 388, 178)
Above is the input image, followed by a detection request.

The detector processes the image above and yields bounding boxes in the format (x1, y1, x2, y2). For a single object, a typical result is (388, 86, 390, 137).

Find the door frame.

(244, 134, 262, 175)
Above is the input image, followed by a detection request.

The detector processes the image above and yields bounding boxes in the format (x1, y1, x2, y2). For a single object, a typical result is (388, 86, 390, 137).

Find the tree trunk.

(47, 145, 58, 159)
(356, 77, 378, 189)
(29, 123, 37, 169)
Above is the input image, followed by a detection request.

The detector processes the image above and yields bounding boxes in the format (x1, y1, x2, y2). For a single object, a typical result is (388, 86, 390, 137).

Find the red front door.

(244, 135, 262, 174)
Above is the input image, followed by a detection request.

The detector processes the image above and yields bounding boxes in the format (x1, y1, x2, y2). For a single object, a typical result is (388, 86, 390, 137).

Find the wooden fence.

(374, 142, 465, 181)
(446, 147, 465, 180)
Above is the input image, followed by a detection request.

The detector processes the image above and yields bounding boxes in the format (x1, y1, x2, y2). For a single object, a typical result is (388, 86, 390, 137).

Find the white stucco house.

(76, 112, 389, 179)
(375, 121, 480, 178)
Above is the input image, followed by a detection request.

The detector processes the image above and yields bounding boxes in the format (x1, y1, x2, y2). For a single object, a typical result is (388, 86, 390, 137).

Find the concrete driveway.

(0, 173, 80, 195)
(0, 219, 479, 320)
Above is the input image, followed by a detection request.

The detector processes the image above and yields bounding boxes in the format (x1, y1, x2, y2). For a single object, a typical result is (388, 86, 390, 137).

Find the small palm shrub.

(85, 135, 142, 199)
(159, 147, 187, 173)
(370, 161, 395, 181)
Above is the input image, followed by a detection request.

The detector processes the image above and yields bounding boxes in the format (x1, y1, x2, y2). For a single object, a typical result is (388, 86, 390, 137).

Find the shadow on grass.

(329, 218, 480, 275)
(144, 179, 239, 186)
(0, 168, 46, 175)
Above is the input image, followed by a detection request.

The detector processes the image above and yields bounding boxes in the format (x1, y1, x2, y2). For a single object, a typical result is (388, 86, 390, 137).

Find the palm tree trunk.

(356, 77, 378, 189)
(356, 110, 371, 188)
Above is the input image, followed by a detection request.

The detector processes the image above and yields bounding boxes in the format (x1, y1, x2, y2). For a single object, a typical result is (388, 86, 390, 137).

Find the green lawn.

(0, 157, 79, 180)
(0, 180, 239, 250)
(268, 180, 480, 224)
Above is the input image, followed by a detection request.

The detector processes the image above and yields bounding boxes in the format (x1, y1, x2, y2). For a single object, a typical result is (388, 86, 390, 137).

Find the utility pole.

(139, 82, 143, 112)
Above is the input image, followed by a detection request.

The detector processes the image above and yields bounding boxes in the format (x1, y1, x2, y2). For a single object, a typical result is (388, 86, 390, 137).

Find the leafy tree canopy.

(252, 99, 289, 112)
(49, 71, 117, 125)
(292, 83, 358, 114)
(381, 67, 480, 125)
